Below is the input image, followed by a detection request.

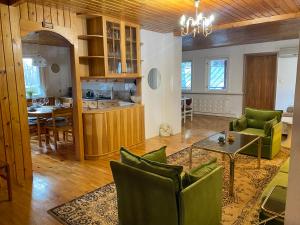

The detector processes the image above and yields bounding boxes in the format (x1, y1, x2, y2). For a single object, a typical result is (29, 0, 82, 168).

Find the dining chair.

(44, 108, 73, 151)
(181, 97, 193, 123)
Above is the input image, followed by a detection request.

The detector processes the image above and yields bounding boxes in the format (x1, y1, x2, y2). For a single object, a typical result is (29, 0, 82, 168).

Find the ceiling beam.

(214, 12, 300, 30)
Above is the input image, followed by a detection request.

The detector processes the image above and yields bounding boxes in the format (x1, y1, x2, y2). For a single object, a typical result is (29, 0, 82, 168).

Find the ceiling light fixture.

(180, 0, 214, 37)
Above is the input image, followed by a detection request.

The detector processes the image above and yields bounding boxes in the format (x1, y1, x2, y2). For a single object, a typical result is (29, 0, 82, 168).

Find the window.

(207, 58, 228, 91)
(23, 58, 44, 98)
(181, 61, 192, 91)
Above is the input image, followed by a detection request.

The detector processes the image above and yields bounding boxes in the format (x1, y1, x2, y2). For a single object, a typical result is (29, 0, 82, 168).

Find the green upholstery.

(111, 159, 223, 225)
(187, 158, 218, 183)
(142, 146, 167, 163)
(229, 107, 283, 159)
(259, 158, 290, 225)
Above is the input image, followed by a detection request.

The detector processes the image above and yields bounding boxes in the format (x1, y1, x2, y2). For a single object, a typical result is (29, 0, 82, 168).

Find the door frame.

(242, 52, 278, 112)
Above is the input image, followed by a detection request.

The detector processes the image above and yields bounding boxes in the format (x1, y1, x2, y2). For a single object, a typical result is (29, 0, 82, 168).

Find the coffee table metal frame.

(190, 131, 262, 197)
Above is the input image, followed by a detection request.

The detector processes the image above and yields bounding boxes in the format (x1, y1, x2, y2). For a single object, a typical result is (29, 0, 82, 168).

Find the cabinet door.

(124, 23, 140, 75)
(106, 110, 121, 153)
(83, 113, 109, 159)
(105, 19, 122, 75)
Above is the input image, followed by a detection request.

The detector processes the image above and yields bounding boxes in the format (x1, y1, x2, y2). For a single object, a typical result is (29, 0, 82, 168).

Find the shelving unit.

(77, 15, 141, 79)
(78, 16, 105, 76)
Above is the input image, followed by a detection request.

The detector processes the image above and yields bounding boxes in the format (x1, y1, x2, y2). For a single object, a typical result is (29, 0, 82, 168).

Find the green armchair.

(229, 107, 283, 159)
(110, 160, 223, 225)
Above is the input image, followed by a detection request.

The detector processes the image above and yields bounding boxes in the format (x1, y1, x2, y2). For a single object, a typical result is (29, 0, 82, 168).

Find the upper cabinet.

(78, 15, 141, 79)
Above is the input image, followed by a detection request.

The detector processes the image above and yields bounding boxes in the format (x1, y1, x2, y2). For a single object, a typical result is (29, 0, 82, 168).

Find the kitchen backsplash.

(81, 80, 137, 101)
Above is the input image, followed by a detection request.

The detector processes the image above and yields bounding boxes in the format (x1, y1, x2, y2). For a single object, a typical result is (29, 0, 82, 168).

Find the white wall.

(23, 43, 72, 97)
(285, 40, 300, 225)
(276, 56, 298, 111)
(182, 39, 299, 117)
(141, 30, 182, 139)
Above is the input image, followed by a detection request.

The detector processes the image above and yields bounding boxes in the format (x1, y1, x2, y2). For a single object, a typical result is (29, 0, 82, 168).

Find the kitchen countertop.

(82, 103, 142, 114)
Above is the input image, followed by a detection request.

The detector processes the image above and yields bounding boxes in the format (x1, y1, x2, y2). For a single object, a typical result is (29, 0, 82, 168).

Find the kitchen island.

(82, 104, 145, 159)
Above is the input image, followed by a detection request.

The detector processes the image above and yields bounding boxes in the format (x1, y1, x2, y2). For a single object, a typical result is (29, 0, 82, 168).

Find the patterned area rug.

(49, 147, 289, 225)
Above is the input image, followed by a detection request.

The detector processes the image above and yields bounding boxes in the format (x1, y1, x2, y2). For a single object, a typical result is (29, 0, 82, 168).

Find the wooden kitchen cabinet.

(83, 105, 145, 159)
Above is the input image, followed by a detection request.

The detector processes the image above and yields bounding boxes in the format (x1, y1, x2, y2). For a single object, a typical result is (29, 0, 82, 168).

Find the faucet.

(110, 87, 114, 100)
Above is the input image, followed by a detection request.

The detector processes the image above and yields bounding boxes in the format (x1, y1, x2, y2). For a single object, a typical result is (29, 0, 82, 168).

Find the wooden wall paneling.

(0, 4, 16, 178)
(35, 3, 43, 23)
(57, 8, 64, 26)
(19, 2, 28, 20)
(10, 6, 32, 178)
(0, 103, 5, 162)
(50, 6, 58, 25)
(63, 8, 70, 28)
(43, 5, 51, 23)
(70, 38, 85, 161)
(27, 2, 36, 21)
(0, 3, 25, 184)
(120, 108, 128, 147)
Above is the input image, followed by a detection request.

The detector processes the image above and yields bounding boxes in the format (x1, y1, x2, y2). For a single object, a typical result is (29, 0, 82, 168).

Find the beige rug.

(49, 147, 289, 225)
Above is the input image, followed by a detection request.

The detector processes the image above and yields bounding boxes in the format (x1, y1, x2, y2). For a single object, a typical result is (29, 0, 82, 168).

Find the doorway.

(243, 53, 277, 110)
(22, 31, 76, 161)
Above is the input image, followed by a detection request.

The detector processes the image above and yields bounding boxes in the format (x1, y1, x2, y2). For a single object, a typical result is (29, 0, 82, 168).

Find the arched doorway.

(20, 28, 84, 162)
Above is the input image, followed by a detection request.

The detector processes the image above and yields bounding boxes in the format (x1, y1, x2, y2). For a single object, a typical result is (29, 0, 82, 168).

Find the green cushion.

(142, 146, 167, 163)
(120, 147, 141, 167)
(236, 115, 247, 131)
(120, 147, 183, 191)
(240, 128, 265, 137)
(187, 158, 218, 184)
(279, 159, 290, 173)
(140, 158, 183, 191)
(245, 108, 283, 129)
(261, 172, 288, 201)
(264, 117, 278, 136)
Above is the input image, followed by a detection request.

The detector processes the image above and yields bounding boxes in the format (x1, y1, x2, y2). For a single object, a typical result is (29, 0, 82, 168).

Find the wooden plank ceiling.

(9, 0, 300, 49)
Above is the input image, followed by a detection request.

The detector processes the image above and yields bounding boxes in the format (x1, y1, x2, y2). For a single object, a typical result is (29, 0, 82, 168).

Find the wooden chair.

(181, 97, 193, 123)
(0, 161, 12, 201)
(44, 108, 73, 151)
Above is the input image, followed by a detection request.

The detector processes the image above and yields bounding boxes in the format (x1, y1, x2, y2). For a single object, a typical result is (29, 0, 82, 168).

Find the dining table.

(28, 105, 54, 147)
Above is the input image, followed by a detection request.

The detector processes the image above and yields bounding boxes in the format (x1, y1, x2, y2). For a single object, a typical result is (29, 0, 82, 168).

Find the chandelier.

(180, 0, 214, 37)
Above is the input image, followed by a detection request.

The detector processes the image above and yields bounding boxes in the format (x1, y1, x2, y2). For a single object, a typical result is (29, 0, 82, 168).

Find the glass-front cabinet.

(104, 19, 140, 77)
(125, 24, 139, 74)
(106, 20, 122, 75)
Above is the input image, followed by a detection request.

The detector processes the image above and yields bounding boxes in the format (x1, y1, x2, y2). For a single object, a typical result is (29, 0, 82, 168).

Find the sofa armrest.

(270, 122, 283, 158)
(229, 119, 238, 131)
(179, 166, 223, 225)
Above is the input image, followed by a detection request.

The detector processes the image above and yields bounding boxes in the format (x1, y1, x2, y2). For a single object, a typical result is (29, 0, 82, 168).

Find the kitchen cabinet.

(83, 104, 145, 159)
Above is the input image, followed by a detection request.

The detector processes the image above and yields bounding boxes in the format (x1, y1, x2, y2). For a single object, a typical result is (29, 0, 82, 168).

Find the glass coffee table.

(190, 131, 262, 197)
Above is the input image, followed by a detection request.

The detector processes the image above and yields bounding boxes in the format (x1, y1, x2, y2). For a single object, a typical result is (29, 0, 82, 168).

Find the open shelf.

(79, 56, 105, 59)
(80, 75, 142, 80)
(78, 35, 103, 40)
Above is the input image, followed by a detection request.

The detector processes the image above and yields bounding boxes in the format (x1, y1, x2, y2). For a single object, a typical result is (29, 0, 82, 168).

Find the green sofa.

(110, 147, 223, 225)
(259, 158, 289, 224)
(229, 108, 283, 159)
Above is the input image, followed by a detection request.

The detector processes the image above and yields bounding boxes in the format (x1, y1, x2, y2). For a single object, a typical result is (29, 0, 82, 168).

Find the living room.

(0, 0, 300, 225)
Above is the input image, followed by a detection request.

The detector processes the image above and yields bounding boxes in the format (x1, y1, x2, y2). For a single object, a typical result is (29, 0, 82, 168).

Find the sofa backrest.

(110, 161, 179, 225)
(245, 108, 283, 129)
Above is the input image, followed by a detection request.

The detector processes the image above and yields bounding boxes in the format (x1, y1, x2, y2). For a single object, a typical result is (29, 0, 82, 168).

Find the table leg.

(229, 156, 235, 197)
(37, 118, 42, 147)
(189, 147, 193, 169)
(258, 137, 262, 169)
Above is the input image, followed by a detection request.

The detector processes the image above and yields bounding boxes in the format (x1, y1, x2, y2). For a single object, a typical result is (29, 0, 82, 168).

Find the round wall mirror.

(51, 63, 60, 74)
(148, 68, 161, 90)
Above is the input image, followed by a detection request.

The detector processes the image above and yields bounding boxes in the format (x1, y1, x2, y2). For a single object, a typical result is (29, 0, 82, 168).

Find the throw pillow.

(140, 158, 183, 191)
(142, 146, 167, 163)
(236, 116, 247, 131)
(264, 117, 277, 136)
(187, 157, 218, 184)
(120, 147, 141, 167)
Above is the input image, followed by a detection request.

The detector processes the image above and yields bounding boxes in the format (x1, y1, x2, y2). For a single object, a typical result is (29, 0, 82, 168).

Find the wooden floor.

(0, 115, 232, 225)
